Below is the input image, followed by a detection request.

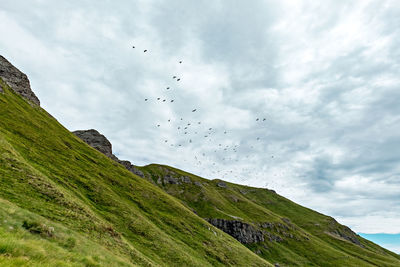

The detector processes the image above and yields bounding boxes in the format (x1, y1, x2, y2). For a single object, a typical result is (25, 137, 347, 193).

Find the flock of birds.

(132, 45, 284, 190)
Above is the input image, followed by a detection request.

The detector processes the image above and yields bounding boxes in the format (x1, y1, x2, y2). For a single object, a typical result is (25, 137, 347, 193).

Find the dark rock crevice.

(0, 55, 40, 105)
(206, 218, 264, 244)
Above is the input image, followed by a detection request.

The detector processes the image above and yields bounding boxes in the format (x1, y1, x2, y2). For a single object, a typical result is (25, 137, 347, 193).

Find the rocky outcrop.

(163, 174, 192, 185)
(207, 219, 264, 244)
(0, 55, 40, 105)
(73, 129, 144, 178)
(216, 181, 227, 188)
(328, 218, 363, 247)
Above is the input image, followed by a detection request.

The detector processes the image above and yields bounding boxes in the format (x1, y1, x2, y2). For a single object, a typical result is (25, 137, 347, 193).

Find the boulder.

(0, 55, 40, 105)
(207, 218, 264, 244)
(73, 129, 144, 178)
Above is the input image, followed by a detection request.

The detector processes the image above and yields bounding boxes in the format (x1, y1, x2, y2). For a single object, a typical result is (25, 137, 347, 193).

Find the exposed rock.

(180, 176, 192, 184)
(328, 218, 363, 247)
(163, 175, 181, 185)
(194, 181, 202, 187)
(0, 84, 3, 93)
(73, 129, 144, 178)
(207, 218, 264, 244)
(117, 160, 144, 178)
(216, 181, 227, 188)
(74, 129, 113, 158)
(265, 232, 283, 242)
(0, 55, 40, 105)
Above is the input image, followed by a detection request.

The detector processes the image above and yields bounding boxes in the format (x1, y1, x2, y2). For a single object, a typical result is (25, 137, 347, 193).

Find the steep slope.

(0, 72, 270, 265)
(135, 164, 400, 266)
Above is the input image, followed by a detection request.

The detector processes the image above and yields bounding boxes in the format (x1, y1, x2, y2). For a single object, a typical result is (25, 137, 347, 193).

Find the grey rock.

(180, 176, 192, 184)
(0, 84, 3, 93)
(0, 55, 40, 105)
(118, 160, 144, 178)
(194, 181, 202, 187)
(73, 129, 144, 178)
(73, 129, 113, 158)
(216, 181, 227, 188)
(163, 175, 181, 185)
(328, 218, 364, 247)
(207, 218, 264, 244)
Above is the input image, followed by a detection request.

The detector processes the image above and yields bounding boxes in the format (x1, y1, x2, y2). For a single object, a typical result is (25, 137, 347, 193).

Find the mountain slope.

(0, 77, 269, 266)
(134, 164, 400, 266)
(0, 56, 399, 266)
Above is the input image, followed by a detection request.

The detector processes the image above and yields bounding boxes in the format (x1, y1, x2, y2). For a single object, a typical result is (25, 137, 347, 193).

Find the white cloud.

(1, 0, 400, 237)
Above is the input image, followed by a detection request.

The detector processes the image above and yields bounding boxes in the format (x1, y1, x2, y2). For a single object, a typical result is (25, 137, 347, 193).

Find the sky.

(0, 0, 399, 253)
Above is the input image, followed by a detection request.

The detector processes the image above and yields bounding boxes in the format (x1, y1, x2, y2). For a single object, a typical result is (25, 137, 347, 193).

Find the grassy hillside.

(0, 79, 270, 266)
(138, 164, 400, 267)
(1, 75, 399, 267)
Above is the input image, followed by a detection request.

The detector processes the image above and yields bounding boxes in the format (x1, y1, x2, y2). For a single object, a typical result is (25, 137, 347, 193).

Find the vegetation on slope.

(0, 79, 270, 266)
(138, 164, 400, 267)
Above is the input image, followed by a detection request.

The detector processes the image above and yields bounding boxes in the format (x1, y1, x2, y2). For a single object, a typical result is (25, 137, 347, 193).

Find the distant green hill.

(0, 56, 399, 266)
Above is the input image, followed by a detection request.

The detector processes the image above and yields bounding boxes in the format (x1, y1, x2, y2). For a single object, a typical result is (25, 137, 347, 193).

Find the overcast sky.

(1, 0, 399, 252)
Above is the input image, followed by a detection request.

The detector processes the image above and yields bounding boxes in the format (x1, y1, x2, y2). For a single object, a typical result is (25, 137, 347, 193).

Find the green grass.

(0, 79, 270, 266)
(1, 75, 399, 266)
(139, 164, 400, 266)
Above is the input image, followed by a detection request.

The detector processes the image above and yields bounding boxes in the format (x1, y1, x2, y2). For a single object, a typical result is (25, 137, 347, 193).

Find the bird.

(178, 127, 181, 129)
(192, 109, 197, 112)
(132, 46, 135, 48)
(166, 87, 170, 90)
(157, 124, 160, 127)
(187, 123, 191, 126)
(157, 97, 160, 100)
(209, 128, 212, 130)
(177, 78, 181, 81)
(163, 99, 166, 102)
(168, 119, 171, 122)
(144, 98, 148, 101)
(189, 139, 192, 143)
(179, 61, 182, 64)
(256, 118, 259, 121)
(165, 140, 168, 143)
(224, 131, 227, 134)
(263, 118, 266, 121)
(173, 76, 177, 79)
(144, 49, 147, 52)
(171, 100, 174, 102)
(198, 122, 201, 124)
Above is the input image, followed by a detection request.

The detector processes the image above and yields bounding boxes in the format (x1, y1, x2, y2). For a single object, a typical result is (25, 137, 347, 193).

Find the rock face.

(73, 130, 114, 158)
(0, 55, 40, 105)
(328, 218, 363, 247)
(207, 219, 264, 244)
(73, 129, 144, 178)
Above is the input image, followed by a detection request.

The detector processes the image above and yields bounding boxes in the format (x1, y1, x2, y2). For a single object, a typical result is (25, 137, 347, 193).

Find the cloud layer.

(1, 0, 399, 235)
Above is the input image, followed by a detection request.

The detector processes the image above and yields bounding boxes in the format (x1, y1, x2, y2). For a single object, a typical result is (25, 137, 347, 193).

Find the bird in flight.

(177, 78, 181, 81)
(144, 49, 147, 52)
(157, 97, 160, 100)
(173, 76, 177, 79)
(179, 61, 182, 64)
(263, 118, 266, 121)
(166, 87, 170, 90)
(256, 118, 259, 121)
(192, 109, 197, 112)
(132, 46, 135, 48)
(144, 98, 148, 101)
